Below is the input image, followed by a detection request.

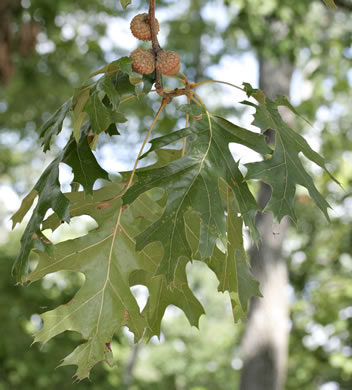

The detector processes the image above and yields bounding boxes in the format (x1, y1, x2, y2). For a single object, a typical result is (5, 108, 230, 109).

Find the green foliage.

(11, 49, 335, 377)
(242, 87, 336, 222)
(28, 186, 149, 379)
(40, 98, 73, 152)
(120, 0, 132, 10)
(5, 0, 346, 383)
(11, 126, 110, 279)
(123, 110, 270, 281)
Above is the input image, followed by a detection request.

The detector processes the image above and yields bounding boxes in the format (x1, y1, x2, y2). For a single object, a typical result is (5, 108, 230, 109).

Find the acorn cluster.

(129, 13, 181, 76)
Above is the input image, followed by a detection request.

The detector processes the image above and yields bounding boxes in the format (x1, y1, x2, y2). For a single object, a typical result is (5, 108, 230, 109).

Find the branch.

(149, 0, 164, 95)
(148, 0, 193, 103)
(149, 0, 161, 52)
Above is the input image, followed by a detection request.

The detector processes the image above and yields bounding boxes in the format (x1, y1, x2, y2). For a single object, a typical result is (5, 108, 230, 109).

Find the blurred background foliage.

(0, 0, 351, 389)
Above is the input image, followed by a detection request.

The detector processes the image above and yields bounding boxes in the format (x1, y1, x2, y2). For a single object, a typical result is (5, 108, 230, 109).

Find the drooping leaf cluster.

(12, 54, 335, 379)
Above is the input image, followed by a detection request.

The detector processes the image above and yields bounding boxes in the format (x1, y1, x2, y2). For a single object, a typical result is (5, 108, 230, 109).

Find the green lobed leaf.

(62, 128, 110, 194)
(40, 98, 73, 152)
(72, 87, 90, 142)
(88, 57, 134, 78)
(11, 189, 38, 228)
(113, 57, 134, 75)
(27, 184, 204, 379)
(12, 156, 70, 280)
(207, 189, 261, 321)
(42, 183, 123, 232)
(12, 131, 110, 280)
(130, 259, 205, 340)
(120, 148, 184, 185)
(123, 113, 269, 283)
(84, 92, 127, 134)
(27, 194, 154, 379)
(111, 71, 137, 96)
(39, 59, 134, 150)
(185, 183, 261, 322)
(97, 75, 120, 111)
(242, 96, 334, 222)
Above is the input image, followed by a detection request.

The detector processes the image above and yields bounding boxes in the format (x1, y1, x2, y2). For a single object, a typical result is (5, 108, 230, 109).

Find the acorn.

(130, 13, 159, 41)
(130, 48, 155, 75)
(156, 50, 181, 76)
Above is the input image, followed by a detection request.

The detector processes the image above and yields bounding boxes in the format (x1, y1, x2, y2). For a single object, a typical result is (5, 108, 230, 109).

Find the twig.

(149, 0, 161, 52)
(148, 1, 195, 104)
(149, 0, 164, 95)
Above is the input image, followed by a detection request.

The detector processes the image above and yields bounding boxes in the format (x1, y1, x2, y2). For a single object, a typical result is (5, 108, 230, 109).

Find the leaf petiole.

(191, 90, 208, 111)
(119, 90, 157, 105)
(163, 74, 185, 83)
(193, 79, 244, 92)
(181, 96, 191, 157)
(126, 100, 167, 188)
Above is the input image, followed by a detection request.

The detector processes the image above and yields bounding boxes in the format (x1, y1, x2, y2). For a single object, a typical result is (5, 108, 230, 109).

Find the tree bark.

(0, 0, 14, 84)
(239, 55, 294, 390)
(0, 0, 39, 84)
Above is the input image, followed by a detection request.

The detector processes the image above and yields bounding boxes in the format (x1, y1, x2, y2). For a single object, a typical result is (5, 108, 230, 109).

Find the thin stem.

(179, 72, 189, 84)
(120, 94, 142, 105)
(126, 100, 166, 188)
(191, 90, 208, 110)
(163, 74, 185, 83)
(189, 94, 202, 107)
(119, 90, 157, 105)
(181, 95, 191, 157)
(193, 79, 244, 91)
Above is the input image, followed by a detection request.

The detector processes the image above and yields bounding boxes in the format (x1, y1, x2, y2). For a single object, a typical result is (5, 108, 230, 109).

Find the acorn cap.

(156, 50, 181, 76)
(130, 48, 155, 75)
(130, 13, 160, 41)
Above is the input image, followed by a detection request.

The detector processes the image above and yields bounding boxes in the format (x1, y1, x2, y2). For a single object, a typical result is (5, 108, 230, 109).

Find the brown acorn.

(156, 50, 181, 76)
(130, 48, 155, 74)
(130, 13, 159, 41)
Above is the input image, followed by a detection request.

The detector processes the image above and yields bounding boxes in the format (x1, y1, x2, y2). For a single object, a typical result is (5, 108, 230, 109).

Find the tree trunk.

(239, 55, 294, 390)
(0, 0, 14, 84)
